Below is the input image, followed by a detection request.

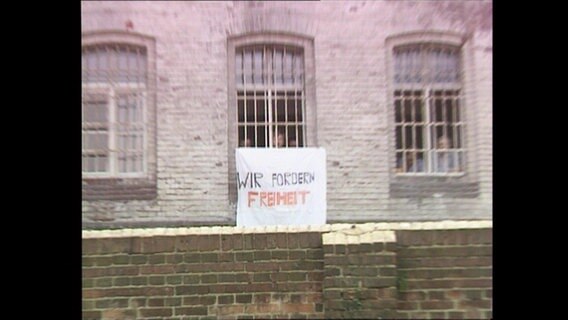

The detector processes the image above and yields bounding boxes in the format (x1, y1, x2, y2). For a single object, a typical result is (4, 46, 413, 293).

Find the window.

(235, 45, 306, 148)
(386, 32, 479, 198)
(83, 44, 147, 176)
(82, 31, 156, 200)
(227, 33, 316, 205)
(392, 44, 465, 175)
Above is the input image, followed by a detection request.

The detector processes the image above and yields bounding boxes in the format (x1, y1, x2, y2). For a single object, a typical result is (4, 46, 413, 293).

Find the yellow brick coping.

(322, 230, 397, 245)
(82, 220, 492, 239)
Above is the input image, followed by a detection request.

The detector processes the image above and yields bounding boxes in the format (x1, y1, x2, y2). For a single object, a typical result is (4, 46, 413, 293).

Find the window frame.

(235, 44, 307, 149)
(385, 31, 480, 198)
(393, 45, 465, 177)
(82, 30, 157, 200)
(227, 32, 317, 206)
(387, 32, 467, 177)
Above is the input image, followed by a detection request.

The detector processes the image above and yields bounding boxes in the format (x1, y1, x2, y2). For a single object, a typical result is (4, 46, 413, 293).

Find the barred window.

(393, 44, 465, 175)
(82, 44, 147, 176)
(235, 45, 305, 148)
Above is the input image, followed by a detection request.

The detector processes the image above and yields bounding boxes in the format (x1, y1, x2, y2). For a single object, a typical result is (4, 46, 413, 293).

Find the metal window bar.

(422, 90, 430, 173)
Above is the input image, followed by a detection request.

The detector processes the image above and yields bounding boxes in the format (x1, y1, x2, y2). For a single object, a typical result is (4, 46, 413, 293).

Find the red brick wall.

(396, 229, 493, 319)
(82, 228, 492, 319)
(83, 232, 323, 319)
(323, 241, 398, 319)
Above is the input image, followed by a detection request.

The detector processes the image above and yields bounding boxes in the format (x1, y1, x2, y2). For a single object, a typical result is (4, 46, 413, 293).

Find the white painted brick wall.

(82, 1, 492, 226)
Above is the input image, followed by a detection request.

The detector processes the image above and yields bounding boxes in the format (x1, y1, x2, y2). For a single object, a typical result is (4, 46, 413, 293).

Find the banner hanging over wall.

(236, 148, 327, 227)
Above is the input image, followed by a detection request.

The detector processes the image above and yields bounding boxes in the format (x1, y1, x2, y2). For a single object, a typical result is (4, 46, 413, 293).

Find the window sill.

(394, 172, 466, 177)
(389, 176, 479, 199)
(83, 177, 157, 201)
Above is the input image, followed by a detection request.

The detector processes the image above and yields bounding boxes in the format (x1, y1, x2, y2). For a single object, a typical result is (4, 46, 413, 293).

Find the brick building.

(81, 1, 492, 229)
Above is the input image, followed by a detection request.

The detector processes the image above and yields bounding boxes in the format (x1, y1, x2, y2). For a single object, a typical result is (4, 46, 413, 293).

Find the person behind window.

(239, 138, 252, 147)
(396, 153, 424, 173)
(273, 132, 285, 148)
(433, 135, 460, 173)
(409, 154, 424, 172)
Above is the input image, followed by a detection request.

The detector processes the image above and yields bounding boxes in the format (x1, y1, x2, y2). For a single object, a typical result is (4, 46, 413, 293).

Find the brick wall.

(82, 222, 492, 319)
(81, 1, 493, 227)
(396, 229, 492, 319)
(83, 231, 324, 319)
(322, 231, 398, 319)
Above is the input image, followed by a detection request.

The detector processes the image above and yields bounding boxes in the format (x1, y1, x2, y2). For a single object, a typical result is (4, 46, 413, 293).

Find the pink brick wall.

(81, 1, 492, 226)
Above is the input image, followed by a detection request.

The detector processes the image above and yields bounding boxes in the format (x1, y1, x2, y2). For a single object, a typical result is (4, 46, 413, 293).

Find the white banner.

(236, 148, 327, 227)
